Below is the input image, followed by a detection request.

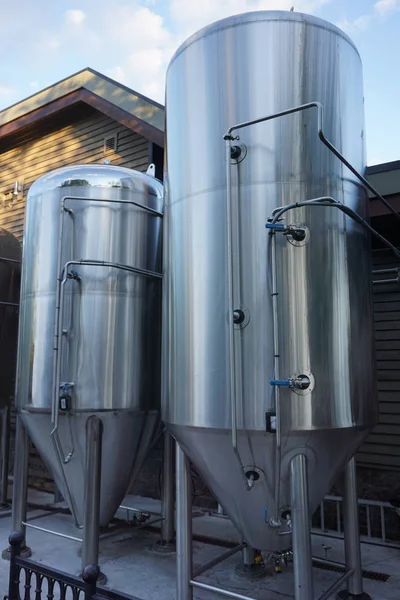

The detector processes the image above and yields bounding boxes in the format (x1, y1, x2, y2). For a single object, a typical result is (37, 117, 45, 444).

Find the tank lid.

(28, 163, 163, 199)
(168, 10, 360, 68)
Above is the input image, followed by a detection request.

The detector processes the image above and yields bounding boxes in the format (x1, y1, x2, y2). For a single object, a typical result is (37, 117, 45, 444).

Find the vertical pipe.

(0, 405, 11, 506)
(11, 416, 29, 542)
(160, 431, 175, 547)
(81, 416, 103, 577)
(242, 546, 255, 566)
(176, 443, 192, 600)
(290, 454, 314, 600)
(337, 457, 371, 599)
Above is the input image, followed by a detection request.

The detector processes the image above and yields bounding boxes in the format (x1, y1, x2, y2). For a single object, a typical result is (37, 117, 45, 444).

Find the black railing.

(5, 532, 141, 600)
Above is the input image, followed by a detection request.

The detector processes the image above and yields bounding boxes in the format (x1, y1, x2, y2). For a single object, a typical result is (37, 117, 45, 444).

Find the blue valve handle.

(265, 222, 285, 230)
(270, 379, 291, 387)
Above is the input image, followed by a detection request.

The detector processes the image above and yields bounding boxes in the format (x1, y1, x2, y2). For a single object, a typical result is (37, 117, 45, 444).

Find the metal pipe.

(224, 138, 251, 491)
(82, 416, 103, 571)
(176, 444, 193, 600)
(0, 301, 19, 307)
(0, 256, 21, 264)
(317, 570, 354, 600)
(191, 580, 258, 600)
(61, 194, 164, 219)
(193, 543, 245, 578)
(224, 101, 400, 222)
(22, 522, 82, 543)
(290, 453, 314, 600)
(161, 431, 175, 545)
(0, 405, 10, 506)
(50, 193, 164, 528)
(242, 545, 255, 567)
(340, 457, 370, 598)
(11, 416, 29, 542)
(270, 230, 282, 526)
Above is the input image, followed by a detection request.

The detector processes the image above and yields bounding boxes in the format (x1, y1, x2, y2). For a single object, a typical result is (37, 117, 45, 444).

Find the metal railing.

(217, 496, 400, 549)
(312, 494, 400, 549)
(5, 531, 140, 600)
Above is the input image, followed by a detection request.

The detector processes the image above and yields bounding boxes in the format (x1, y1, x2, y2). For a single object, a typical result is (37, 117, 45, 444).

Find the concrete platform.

(0, 486, 399, 599)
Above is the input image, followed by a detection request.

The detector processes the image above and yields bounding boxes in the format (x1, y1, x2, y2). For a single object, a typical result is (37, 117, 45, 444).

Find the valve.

(270, 375, 311, 391)
(265, 221, 307, 242)
(67, 269, 81, 281)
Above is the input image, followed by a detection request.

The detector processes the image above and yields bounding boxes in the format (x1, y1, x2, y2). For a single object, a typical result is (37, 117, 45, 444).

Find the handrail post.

(82, 564, 100, 600)
(7, 531, 23, 600)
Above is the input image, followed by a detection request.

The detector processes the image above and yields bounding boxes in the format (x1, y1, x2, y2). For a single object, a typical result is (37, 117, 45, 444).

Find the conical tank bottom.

(21, 410, 159, 527)
(168, 424, 368, 552)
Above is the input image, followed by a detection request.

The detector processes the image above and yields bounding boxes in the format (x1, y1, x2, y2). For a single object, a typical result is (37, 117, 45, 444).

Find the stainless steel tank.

(163, 11, 377, 551)
(18, 164, 163, 527)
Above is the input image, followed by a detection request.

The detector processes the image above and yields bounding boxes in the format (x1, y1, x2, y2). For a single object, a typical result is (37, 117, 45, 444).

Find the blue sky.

(0, 0, 398, 165)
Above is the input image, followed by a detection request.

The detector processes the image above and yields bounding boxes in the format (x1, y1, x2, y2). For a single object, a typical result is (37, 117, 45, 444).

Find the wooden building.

(0, 68, 399, 503)
(0, 67, 164, 241)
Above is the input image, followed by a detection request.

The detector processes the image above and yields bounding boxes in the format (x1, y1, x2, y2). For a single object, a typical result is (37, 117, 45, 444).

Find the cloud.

(0, 0, 332, 109)
(0, 86, 14, 97)
(169, 0, 331, 36)
(338, 0, 400, 34)
(374, 0, 400, 15)
(65, 9, 86, 27)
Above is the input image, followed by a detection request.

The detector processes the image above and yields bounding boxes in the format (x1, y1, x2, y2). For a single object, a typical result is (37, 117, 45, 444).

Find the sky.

(0, 0, 399, 165)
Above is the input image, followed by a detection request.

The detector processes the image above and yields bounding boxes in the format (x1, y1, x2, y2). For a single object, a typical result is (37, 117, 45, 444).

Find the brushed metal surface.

(163, 11, 377, 549)
(18, 164, 163, 525)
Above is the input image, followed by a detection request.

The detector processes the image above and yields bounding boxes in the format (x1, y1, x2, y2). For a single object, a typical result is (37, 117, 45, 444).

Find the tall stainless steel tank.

(163, 11, 377, 551)
(18, 164, 163, 527)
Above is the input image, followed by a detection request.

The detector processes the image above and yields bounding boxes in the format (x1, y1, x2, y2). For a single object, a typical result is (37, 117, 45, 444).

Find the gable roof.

(0, 68, 165, 147)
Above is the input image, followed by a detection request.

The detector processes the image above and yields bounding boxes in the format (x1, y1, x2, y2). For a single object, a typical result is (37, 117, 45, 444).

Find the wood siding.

(0, 107, 149, 241)
(357, 249, 400, 470)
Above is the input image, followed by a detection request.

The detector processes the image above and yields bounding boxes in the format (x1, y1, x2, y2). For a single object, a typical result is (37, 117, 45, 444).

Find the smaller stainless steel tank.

(17, 164, 163, 526)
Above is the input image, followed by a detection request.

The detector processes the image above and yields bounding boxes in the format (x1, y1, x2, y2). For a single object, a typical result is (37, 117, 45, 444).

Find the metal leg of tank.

(2, 415, 31, 559)
(154, 431, 176, 553)
(0, 404, 10, 507)
(176, 443, 193, 600)
(337, 457, 371, 600)
(290, 453, 314, 600)
(81, 416, 107, 585)
(235, 545, 266, 579)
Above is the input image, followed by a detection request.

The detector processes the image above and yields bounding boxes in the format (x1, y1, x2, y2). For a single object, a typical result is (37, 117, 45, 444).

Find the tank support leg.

(160, 431, 175, 550)
(0, 404, 11, 507)
(290, 453, 314, 600)
(81, 416, 106, 585)
(337, 457, 371, 599)
(2, 415, 31, 559)
(176, 443, 193, 600)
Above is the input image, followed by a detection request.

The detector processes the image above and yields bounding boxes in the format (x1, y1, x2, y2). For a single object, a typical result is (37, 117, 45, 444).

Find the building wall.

(357, 248, 400, 470)
(0, 107, 149, 240)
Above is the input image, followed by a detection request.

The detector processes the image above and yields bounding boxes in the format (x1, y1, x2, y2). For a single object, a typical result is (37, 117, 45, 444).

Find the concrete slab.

(0, 488, 398, 599)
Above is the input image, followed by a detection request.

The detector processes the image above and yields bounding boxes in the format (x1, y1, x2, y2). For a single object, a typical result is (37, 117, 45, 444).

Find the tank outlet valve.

(233, 309, 245, 324)
(265, 222, 286, 232)
(270, 379, 291, 387)
(67, 269, 81, 281)
(265, 221, 307, 242)
(270, 375, 311, 391)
